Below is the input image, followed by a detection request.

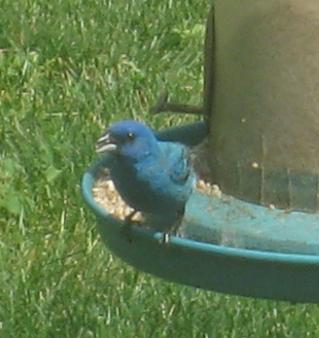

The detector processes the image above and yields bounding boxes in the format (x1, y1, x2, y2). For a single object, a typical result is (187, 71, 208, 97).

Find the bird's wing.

(164, 143, 192, 185)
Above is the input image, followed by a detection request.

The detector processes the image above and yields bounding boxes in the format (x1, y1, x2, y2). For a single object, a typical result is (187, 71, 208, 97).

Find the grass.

(1, 0, 319, 337)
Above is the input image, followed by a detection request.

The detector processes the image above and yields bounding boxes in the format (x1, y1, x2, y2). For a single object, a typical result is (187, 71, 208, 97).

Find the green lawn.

(1, 1, 319, 337)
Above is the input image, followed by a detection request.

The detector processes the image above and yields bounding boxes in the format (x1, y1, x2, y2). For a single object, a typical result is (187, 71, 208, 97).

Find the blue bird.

(96, 120, 195, 237)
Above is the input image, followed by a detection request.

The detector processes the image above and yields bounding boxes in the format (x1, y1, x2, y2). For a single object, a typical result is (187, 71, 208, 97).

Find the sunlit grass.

(1, 1, 319, 337)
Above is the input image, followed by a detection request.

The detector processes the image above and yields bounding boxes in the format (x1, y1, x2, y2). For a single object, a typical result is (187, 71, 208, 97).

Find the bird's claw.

(121, 210, 137, 243)
(160, 232, 171, 244)
(121, 221, 133, 243)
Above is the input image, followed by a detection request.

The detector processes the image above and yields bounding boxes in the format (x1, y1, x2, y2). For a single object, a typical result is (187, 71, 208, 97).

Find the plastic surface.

(82, 122, 319, 303)
(209, 1, 319, 211)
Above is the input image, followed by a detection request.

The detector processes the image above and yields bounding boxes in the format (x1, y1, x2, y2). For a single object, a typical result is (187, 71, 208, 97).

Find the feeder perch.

(82, 1, 319, 303)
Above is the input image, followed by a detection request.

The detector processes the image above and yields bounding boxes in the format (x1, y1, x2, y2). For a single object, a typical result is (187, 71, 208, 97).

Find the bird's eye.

(127, 132, 135, 141)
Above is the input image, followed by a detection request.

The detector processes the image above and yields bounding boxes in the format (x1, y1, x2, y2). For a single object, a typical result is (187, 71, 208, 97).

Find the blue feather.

(96, 120, 195, 232)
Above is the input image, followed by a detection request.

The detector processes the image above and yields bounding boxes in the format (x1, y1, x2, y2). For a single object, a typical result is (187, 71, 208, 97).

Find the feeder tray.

(82, 122, 319, 304)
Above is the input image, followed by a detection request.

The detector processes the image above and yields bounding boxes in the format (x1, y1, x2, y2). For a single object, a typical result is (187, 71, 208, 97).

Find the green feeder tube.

(208, 0, 319, 211)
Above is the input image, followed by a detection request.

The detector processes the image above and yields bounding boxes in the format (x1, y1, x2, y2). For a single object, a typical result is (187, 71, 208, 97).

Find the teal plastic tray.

(82, 122, 319, 303)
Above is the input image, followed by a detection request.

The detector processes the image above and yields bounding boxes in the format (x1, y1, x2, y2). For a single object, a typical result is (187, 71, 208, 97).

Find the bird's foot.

(158, 214, 184, 244)
(121, 222, 133, 243)
(160, 227, 179, 244)
(121, 210, 138, 243)
(150, 90, 203, 116)
(161, 232, 171, 244)
(125, 209, 138, 223)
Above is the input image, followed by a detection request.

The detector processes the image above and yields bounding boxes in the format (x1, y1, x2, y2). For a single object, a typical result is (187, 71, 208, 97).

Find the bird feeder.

(82, 1, 319, 303)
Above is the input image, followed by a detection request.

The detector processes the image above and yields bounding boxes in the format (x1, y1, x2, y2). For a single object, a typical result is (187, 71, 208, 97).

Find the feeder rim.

(82, 163, 319, 266)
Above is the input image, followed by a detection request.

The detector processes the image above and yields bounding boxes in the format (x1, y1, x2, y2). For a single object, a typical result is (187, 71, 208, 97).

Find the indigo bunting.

(96, 120, 195, 236)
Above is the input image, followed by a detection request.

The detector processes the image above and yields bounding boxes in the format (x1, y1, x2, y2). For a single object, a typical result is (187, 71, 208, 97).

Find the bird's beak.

(95, 132, 118, 153)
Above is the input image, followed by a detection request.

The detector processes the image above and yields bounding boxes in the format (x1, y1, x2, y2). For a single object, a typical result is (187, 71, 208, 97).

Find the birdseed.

(191, 137, 222, 197)
(92, 168, 143, 221)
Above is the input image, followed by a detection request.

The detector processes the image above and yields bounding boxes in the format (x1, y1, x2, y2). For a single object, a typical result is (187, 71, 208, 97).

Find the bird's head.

(96, 120, 159, 162)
